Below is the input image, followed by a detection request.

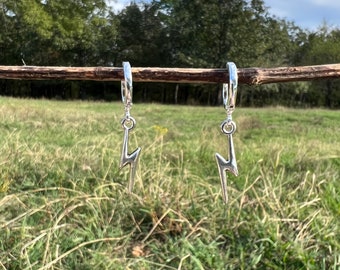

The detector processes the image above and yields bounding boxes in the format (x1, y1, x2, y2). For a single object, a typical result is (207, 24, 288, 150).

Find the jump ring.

(221, 120, 236, 135)
(121, 116, 136, 130)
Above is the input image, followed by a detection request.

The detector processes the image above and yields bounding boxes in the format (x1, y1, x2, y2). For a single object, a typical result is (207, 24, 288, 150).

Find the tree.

(149, 0, 300, 105)
(0, 0, 117, 66)
(1, 0, 338, 107)
(152, 0, 293, 67)
(0, 0, 22, 64)
(0, 0, 120, 99)
(294, 25, 340, 107)
(115, 2, 169, 66)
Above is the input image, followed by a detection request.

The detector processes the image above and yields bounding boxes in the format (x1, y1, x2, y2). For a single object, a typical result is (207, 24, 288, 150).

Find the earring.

(215, 62, 239, 204)
(120, 62, 141, 192)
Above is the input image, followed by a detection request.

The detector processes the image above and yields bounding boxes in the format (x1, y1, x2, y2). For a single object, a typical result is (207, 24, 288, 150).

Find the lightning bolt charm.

(120, 117, 141, 193)
(215, 120, 238, 204)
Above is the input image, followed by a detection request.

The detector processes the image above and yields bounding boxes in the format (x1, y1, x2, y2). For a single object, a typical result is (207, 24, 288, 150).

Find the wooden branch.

(0, 64, 340, 85)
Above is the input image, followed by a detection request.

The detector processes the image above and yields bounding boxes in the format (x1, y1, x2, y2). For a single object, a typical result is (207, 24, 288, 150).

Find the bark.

(1, 64, 340, 85)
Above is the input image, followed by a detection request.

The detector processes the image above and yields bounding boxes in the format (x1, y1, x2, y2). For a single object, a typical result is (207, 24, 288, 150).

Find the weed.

(0, 98, 339, 269)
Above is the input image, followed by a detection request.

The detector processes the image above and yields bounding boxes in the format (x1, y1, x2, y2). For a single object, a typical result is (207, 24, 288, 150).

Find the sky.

(265, 0, 340, 30)
(108, 0, 340, 31)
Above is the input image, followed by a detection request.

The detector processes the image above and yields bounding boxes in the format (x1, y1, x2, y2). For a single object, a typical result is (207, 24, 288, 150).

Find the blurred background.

(1, 0, 339, 107)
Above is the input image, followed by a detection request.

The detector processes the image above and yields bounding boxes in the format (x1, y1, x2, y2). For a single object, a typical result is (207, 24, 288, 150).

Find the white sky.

(108, 0, 340, 30)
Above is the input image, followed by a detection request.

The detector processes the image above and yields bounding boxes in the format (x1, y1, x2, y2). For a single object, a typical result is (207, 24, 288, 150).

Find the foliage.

(115, 2, 169, 67)
(154, 0, 295, 68)
(0, 98, 339, 269)
(294, 25, 340, 108)
(0, 0, 340, 107)
(0, 0, 117, 66)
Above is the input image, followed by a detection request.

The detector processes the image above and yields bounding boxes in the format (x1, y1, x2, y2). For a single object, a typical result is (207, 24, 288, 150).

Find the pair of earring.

(118, 62, 238, 204)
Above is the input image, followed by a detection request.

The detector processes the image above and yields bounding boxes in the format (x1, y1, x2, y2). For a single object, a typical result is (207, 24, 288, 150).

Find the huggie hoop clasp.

(223, 62, 238, 114)
(121, 62, 133, 117)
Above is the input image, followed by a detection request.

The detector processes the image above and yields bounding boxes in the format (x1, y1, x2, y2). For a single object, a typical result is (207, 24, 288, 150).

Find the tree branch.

(0, 64, 340, 85)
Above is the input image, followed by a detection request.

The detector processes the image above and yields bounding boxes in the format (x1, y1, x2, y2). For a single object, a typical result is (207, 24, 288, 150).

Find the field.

(0, 97, 339, 269)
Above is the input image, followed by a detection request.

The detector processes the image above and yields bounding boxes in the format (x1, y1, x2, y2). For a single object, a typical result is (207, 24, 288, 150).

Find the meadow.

(0, 97, 339, 269)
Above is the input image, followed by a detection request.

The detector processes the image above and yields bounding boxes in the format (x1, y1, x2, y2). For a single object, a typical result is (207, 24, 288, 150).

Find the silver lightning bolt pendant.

(120, 117, 141, 193)
(215, 121, 238, 204)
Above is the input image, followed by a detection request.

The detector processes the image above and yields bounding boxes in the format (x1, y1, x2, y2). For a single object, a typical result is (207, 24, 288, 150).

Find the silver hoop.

(222, 62, 238, 113)
(121, 61, 133, 108)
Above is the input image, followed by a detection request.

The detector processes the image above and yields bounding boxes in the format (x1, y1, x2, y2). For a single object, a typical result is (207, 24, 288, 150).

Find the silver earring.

(215, 62, 239, 204)
(120, 62, 141, 192)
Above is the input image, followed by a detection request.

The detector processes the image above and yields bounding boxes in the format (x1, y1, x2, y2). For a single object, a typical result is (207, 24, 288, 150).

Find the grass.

(0, 97, 339, 269)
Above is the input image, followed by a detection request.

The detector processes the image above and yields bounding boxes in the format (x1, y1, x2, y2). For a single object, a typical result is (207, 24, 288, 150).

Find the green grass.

(0, 97, 339, 269)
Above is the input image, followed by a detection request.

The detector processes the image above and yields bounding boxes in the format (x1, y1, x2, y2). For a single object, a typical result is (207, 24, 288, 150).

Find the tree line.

(0, 0, 339, 107)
